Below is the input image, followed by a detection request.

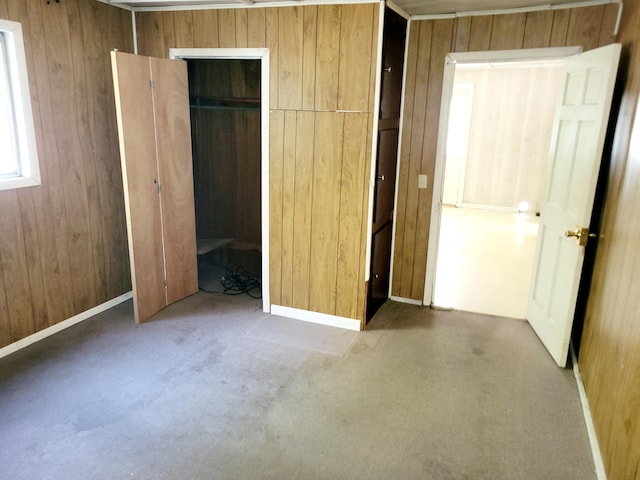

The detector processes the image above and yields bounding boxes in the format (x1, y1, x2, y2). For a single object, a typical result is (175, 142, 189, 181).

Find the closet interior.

(188, 59, 262, 297)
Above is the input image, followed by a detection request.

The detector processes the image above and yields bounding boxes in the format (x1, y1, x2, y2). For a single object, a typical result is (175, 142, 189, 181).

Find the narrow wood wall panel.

(338, 4, 374, 112)
(566, 5, 605, 51)
(269, 110, 285, 307)
(0, 191, 35, 341)
(193, 10, 219, 48)
(523, 11, 554, 48)
(235, 9, 248, 48)
(315, 5, 341, 111)
(280, 111, 298, 305)
(411, 18, 453, 300)
(391, 20, 421, 297)
(598, 3, 619, 47)
(489, 13, 525, 50)
(44, 3, 98, 313)
(174, 11, 195, 48)
(309, 112, 344, 315)
(336, 113, 368, 318)
(266, 8, 279, 109)
(0, 0, 132, 348)
(278, 7, 304, 110)
(218, 10, 237, 48)
(400, 21, 433, 299)
(247, 9, 266, 47)
(393, 5, 619, 302)
(292, 111, 315, 310)
(302, 6, 318, 111)
(137, 12, 166, 58)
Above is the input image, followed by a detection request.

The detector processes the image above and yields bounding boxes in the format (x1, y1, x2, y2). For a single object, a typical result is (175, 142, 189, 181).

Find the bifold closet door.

(111, 51, 197, 323)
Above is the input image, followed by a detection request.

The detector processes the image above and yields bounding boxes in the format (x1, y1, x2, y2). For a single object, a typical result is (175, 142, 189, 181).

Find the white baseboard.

(270, 305, 362, 331)
(0, 291, 133, 360)
(571, 345, 607, 480)
(390, 296, 423, 306)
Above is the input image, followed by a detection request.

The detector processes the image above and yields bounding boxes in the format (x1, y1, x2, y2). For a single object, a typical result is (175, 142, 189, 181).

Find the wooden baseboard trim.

(270, 305, 362, 331)
(0, 291, 133, 360)
(571, 345, 607, 480)
(389, 296, 423, 306)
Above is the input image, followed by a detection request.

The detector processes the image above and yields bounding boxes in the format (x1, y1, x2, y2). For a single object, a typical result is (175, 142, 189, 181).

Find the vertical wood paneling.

(338, 4, 374, 111)
(394, 5, 619, 303)
(336, 113, 368, 318)
(280, 111, 297, 305)
(174, 11, 195, 48)
(193, 10, 219, 48)
(218, 10, 236, 48)
(292, 111, 315, 310)
(0, 0, 133, 348)
(278, 7, 304, 110)
(315, 5, 341, 111)
(135, 4, 379, 322)
(489, 13, 525, 50)
(566, 5, 605, 51)
(247, 9, 266, 47)
(269, 110, 285, 306)
(137, 13, 165, 58)
(411, 18, 453, 300)
(523, 11, 554, 48)
(309, 112, 343, 314)
(302, 6, 317, 111)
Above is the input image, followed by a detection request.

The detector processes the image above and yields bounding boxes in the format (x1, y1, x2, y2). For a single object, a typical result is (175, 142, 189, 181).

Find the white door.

(527, 43, 621, 367)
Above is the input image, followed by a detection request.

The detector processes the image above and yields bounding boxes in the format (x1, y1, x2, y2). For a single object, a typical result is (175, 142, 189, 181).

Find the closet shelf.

(190, 95, 260, 111)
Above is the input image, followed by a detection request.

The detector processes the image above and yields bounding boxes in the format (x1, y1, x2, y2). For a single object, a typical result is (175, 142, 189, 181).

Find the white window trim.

(0, 19, 40, 191)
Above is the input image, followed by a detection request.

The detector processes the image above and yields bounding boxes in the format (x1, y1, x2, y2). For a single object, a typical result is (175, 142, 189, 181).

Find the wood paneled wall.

(579, 2, 640, 478)
(452, 65, 562, 211)
(137, 4, 380, 321)
(0, 0, 133, 348)
(392, 4, 618, 300)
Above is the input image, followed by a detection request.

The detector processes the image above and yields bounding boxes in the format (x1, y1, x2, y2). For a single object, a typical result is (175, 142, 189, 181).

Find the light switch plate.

(418, 174, 428, 189)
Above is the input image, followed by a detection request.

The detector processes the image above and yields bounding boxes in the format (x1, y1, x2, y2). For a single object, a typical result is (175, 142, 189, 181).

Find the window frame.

(0, 19, 40, 191)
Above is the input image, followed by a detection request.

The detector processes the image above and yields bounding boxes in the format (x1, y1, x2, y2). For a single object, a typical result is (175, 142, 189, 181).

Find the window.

(0, 19, 40, 191)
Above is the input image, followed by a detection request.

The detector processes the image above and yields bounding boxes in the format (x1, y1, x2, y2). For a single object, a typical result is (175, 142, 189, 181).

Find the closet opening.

(186, 57, 263, 303)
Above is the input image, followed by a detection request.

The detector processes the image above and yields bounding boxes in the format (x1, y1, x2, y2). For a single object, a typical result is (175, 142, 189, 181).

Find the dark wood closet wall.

(189, 60, 261, 246)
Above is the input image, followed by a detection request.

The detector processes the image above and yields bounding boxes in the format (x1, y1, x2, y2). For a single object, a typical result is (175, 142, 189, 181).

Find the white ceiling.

(104, 0, 617, 17)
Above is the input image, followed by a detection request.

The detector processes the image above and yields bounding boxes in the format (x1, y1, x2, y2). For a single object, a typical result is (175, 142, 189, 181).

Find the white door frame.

(422, 46, 582, 306)
(170, 48, 271, 313)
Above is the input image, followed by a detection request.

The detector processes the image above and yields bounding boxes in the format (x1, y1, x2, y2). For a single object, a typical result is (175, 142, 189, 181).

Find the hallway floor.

(434, 206, 540, 319)
(0, 293, 595, 479)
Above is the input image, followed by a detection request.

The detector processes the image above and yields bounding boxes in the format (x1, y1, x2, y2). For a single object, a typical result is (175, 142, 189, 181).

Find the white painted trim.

(169, 48, 270, 313)
(388, 18, 410, 298)
(571, 345, 607, 480)
(411, 0, 618, 20)
(422, 46, 583, 307)
(132, 11, 138, 55)
(389, 295, 422, 305)
(0, 20, 41, 192)
(0, 292, 133, 360)
(271, 305, 362, 331)
(364, 1, 385, 284)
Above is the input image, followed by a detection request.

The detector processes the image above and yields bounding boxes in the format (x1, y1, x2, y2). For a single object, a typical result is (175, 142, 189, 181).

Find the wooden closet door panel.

(150, 57, 198, 305)
(111, 51, 166, 323)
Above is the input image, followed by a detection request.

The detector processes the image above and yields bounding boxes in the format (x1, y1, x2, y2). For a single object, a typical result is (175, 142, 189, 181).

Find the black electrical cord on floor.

(199, 266, 261, 299)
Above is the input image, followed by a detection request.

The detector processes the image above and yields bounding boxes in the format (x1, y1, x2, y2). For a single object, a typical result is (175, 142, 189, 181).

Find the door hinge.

(164, 279, 168, 289)
(157, 183, 162, 194)
(150, 80, 155, 89)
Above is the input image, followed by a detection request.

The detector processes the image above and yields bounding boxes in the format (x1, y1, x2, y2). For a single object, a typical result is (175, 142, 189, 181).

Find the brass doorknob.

(565, 227, 596, 246)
